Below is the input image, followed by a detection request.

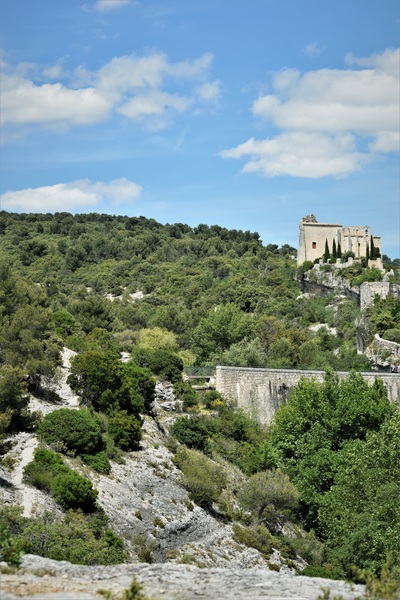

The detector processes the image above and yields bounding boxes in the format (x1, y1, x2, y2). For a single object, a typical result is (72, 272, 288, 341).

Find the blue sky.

(1, 0, 399, 257)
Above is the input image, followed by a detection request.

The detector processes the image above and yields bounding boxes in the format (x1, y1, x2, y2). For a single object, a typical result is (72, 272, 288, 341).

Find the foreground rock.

(1, 554, 366, 600)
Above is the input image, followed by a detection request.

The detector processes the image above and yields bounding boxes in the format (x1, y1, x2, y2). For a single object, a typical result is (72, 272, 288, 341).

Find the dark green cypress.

(337, 241, 342, 259)
(324, 239, 330, 262)
(332, 239, 337, 261)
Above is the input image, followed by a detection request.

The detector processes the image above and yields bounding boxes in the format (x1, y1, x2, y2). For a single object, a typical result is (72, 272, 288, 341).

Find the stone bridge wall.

(215, 366, 400, 426)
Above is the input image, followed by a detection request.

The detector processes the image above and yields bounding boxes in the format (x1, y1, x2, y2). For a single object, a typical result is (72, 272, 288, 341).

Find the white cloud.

(346, 48, 399, 77)
(369, 131, 400, 153)
(303, 43, 322, 57)
(1, 75, 111, 126)
(0, 178, 142, 212)
(93, 0, 131, 12)
(195, 80, 221, 102)
(1, 51, 217, 132)
(42, 64, 64, 79)
(221, 48, 400, 178)
(221, 132, 369, 178)
(118, 90, 191, 128)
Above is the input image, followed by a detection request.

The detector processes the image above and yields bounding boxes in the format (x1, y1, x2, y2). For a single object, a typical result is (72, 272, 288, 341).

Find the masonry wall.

(216, 366, 400, 426)
(360, 282, 400, 310)
(298, 222, 341, 264)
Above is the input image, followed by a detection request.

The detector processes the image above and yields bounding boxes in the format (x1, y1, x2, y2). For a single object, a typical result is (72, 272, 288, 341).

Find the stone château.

(297, 214, 382, 265)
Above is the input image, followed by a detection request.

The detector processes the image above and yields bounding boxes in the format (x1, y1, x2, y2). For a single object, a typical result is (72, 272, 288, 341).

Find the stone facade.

(216, 366, 400, 426)
(297, 214, 381, 265)
(360, 281, 400, 310)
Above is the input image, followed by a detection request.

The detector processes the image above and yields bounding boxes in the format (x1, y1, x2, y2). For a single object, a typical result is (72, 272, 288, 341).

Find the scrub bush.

(51, 471, 98, 512)
(107, 411, 142, 451)
(81, 451, 111, 474)
(38, 408, 102, 455)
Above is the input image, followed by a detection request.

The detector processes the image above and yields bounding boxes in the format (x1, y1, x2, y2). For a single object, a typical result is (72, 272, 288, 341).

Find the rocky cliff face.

(0, 353, 269, 570)
(0, 350, 369, 599)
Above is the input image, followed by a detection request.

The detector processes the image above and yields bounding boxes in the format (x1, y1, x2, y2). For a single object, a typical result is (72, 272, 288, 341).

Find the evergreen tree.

(370, 237, 381, 260)
(324, 239, 330, 262)
(332, 239, 337, 261)
(337, 241, 342, 259)
(366, 244, 370, 262)
(370, 237, 375, 260)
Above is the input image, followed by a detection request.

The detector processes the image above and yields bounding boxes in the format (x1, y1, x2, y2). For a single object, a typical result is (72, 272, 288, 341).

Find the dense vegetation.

(0, 211, 399, 583)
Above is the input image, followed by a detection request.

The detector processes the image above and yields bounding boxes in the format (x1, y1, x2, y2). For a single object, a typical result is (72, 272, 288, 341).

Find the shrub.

(125, 363, 155, 414)
(119, 578, 150, 600)
(67, 350, 131, 414)
(298, 261, 314, 277)
(171, 416, 218, 452)
(301, 565, 343, 579)
(51, 471, 98, 512)
(107, 411, 142, 451)
(202, 390, 222, 409)
(132, 534, 157, 564)
(173, 446, 226, 509)
(0, 525, 22, 566)
(382, 329, 400, 344)
(352, 267, 383, 287)
(81, 451, 111, 474)
(130, 348, 183, 383)
(173, 380, 199, 409)
(232, 523, 273, 558)
(23, 448, 68, 491)
(38, 408, 102, 455)
(238, 469, 300, 531)
(21, 510, 127, 565)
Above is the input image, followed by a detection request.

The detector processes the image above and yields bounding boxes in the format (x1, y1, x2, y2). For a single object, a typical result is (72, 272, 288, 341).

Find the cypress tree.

(324, 239, 330, 262)
(366, 244, 370, 262)
(337, 241, 342, 259)
(370, 237, 375, 260)
(332, 239, 337, 261)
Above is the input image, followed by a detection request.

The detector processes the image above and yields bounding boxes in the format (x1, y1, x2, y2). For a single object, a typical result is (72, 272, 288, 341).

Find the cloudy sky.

(1, 0, 399, 256)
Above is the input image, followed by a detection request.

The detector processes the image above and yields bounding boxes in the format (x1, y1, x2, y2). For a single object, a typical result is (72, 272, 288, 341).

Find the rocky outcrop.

(0, 349, 371, 600)
(1, 554, 366, 600)
(301, 268, 360, 303)
(365, 334, 400, 370)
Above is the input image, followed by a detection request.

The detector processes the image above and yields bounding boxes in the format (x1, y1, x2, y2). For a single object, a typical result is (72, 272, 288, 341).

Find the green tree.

(220, 337, 268, 367)
(191, 303, 254, 363)
(52, 471, 98, 512)
(107, 410, 142, 451)
(319, 412, 400, 575)
(173, 447, 227, 509)
(125, 362, 155, 413)
(23, 448, 69, 491)
(20, 510, 127, 565)
(0, 365, 30, 447)
(324, 239, 330, 262)
(67, 351, 131, 414)
(332, 239, 337, 262)
(268, 371, 393, 529)
(171, 416, 218, 452)
(238, 469, 300, 532)
(38, 409, 102, 455)
(137, 327, 179, 352)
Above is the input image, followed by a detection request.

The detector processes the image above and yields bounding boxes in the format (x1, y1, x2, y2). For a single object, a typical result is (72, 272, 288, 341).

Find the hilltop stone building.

(297, 214, 382, 265)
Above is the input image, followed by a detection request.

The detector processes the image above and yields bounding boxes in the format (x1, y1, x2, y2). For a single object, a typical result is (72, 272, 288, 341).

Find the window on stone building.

(312, 242, 317, 249)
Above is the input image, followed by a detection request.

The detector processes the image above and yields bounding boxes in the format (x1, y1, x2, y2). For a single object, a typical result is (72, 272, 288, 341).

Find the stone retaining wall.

(216, 366, 400, 426)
